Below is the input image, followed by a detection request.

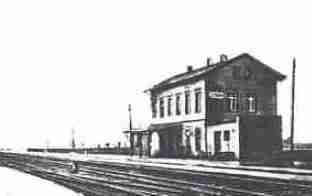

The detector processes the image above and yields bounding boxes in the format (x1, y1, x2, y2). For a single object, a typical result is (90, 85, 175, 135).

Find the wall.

(207, 117, 240, 159)
(182, 120, 205, 156)
(207, 56, 279, 119)
(151, 80, 205, 124)
(149, 120, 205, 158)
(239, 115, 282, 160)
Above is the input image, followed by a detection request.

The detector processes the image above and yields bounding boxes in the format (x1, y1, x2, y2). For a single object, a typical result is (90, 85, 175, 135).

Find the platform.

(19, 151, 312, 183)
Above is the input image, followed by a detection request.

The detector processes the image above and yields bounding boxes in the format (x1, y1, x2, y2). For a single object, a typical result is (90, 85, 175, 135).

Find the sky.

(0, 0, 311, 149)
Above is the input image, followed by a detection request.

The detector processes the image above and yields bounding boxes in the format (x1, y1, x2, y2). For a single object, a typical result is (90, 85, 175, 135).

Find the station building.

(127, 53, 286, 160)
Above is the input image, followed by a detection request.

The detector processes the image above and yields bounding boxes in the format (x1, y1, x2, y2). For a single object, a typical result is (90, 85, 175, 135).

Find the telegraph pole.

(128, 104, 134, 155)
(128, 104, 133, 130)
(71, 128, 76, 149)
(290, 58, 296, 152)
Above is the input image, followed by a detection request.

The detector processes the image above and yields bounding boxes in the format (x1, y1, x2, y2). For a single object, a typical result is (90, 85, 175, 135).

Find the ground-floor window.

(224, 130, 230, 141)
(184, 128, 192, 155)
(195, 128, 201, 151)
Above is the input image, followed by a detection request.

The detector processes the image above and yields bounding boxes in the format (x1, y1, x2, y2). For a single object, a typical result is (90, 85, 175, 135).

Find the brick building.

(128, 53, 286, 160)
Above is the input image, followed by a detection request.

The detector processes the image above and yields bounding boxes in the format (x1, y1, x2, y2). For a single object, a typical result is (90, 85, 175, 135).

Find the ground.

(0, 166, 81, 196)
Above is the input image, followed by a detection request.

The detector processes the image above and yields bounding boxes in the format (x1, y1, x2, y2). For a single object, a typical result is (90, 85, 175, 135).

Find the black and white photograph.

(0, 0, 312, 195)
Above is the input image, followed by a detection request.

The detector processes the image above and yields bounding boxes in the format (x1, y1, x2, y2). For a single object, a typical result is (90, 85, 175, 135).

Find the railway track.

(0, 152, 311, 196)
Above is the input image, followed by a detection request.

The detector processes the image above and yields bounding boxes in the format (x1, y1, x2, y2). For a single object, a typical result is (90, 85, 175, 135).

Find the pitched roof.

(147, 53, 286, 91)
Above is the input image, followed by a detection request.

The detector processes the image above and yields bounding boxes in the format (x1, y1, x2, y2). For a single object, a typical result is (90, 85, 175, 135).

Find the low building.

(128, 53, 286, 160)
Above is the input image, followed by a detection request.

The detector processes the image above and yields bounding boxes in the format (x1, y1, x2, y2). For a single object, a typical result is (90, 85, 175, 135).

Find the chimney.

(220, 54, 228, 62)
(206, 57, 212, 67)
(187, 65, 193, 72)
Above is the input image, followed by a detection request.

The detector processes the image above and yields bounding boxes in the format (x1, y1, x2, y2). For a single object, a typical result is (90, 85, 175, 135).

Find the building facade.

(129, 53, 285, 160)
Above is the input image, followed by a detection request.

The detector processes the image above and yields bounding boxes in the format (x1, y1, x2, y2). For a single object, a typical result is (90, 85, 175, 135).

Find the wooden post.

(290, 58, 296, 152)
(128, 104, 134, 155)
(128, 104, 133, 130)
(71, 128, 76, 149)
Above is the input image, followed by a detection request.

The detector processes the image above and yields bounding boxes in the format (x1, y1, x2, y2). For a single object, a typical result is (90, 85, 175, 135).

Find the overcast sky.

(0, 0, 311, 148)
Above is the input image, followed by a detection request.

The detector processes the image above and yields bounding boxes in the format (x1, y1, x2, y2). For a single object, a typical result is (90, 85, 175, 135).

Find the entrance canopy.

(148, 122, 183, 132)
(123, 128, 149, 134)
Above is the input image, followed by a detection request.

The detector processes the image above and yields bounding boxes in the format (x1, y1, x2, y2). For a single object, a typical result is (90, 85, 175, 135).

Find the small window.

(224, 130, 230, 141)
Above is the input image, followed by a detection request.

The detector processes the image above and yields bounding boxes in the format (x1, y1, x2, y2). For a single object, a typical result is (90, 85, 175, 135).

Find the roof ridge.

(147, 53, 285, 92)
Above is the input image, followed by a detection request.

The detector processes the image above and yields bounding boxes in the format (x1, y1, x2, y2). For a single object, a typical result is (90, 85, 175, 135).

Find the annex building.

(126, 53, 286, 160)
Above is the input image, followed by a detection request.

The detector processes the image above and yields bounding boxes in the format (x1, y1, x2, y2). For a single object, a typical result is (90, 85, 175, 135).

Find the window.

(227, 92, 238, 112)
(159, 97, 164, 118)
(167, 96, 172, 116)
(176, 94, 181, 115)
(224, 130, 230, 141)
(246, 94, 257, 112)
(152, 98, 157, 118)
(195, 89, 202, 113)
(195, 128, 201, 151)
(185, 91, 191, 114)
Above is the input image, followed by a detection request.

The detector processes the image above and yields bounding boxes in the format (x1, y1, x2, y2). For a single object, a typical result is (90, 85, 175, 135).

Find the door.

(214, 131, 221, 154)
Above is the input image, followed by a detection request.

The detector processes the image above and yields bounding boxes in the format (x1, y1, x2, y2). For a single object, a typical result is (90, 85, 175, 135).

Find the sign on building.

(208, 91, 226, 99)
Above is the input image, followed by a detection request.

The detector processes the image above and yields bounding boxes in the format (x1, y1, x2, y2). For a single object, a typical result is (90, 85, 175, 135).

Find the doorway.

(214, 131, 221, 154)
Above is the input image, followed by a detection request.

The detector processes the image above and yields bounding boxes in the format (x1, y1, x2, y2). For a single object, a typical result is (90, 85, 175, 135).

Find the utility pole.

(290, 58, 296, 152)
(71, 128, 76, 149)
(128, 104, 134, 155)
(128, 104, 133, 130)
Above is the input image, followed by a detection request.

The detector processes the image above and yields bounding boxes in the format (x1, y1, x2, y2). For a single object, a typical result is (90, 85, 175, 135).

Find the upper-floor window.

(195, 89, 202, 113)
(167, 96, 172, 116)
(227, 92, 238, 112)
(246, 94, 257, 112)
(176, 94, 181, 115)
(159, 97, 164, 118)
(185, 90, 191, 115)
(152, 98, 157, 118)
